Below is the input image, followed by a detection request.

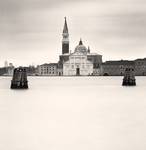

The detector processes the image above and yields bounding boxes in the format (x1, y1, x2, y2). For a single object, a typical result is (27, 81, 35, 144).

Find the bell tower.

(62, 17, 69, 54)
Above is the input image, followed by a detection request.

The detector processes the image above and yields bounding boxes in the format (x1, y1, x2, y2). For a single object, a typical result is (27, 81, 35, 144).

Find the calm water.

(0, 77, 146, 150)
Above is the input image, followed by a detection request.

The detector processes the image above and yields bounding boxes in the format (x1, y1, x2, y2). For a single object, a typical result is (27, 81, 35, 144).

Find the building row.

(0, 64, 37, 76)
(102, 58, 146, 76)
(1, 58, 146, 76)
(36, 58, 146, 76)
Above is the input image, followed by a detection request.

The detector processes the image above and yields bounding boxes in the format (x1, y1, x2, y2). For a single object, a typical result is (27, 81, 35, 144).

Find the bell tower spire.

(62, 17, 69, 54)
(63, 17, 68, 33)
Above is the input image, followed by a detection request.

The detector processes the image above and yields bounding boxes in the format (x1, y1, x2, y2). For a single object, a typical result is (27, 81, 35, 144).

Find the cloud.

(0, 0, 146, 66)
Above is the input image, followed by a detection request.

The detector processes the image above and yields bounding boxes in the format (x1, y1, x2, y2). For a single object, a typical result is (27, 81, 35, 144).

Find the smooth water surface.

(0, 77, 146, 150)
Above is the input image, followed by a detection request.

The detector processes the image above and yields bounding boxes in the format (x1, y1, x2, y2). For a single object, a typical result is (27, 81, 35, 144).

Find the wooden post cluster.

(11, 67, 28, 89)
(122, 68, 136, 86)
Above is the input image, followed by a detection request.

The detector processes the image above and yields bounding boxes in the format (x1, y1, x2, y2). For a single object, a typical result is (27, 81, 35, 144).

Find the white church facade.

(63, 40, 94, 76)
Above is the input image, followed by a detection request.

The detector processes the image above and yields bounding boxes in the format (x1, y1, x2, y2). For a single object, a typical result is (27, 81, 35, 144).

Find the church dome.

(75, 39, 87, 53)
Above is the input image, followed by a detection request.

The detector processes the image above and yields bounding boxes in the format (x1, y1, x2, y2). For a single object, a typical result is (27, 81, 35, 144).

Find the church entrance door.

(76, 68, 80, 76)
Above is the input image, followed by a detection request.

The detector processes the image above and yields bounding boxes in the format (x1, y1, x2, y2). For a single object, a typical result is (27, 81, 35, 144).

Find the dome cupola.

(75, 39, 87, 54)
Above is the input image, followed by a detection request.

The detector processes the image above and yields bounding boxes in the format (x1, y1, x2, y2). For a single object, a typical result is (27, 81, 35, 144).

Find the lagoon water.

(0, 76, 146, 150)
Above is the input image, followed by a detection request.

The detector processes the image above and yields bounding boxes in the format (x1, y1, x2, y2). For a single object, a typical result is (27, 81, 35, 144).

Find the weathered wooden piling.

(122, 68, 136, 86)
(11, 67, 28, 89)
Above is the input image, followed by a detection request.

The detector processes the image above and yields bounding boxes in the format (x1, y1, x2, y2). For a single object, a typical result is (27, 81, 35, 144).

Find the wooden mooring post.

(122, 68, 136, 86)
(11, 67, 28, 89)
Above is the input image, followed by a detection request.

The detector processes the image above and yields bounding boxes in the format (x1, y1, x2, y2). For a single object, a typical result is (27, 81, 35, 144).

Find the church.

(58, 18, 103, 76)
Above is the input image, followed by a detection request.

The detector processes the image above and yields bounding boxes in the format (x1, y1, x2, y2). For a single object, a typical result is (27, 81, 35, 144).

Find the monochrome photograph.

(0, 0, 146, 150)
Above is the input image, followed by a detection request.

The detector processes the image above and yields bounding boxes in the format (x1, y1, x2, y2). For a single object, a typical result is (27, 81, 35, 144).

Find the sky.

(0, 0, 146, 67)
